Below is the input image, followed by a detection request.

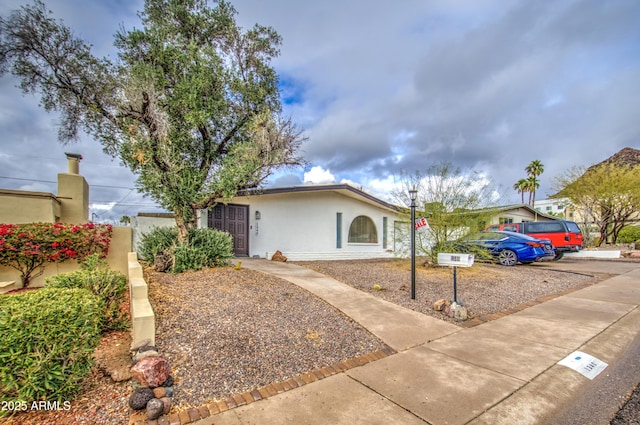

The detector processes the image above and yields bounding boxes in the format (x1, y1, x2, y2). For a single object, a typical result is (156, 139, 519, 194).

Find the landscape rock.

(433, 299, 449, 311)
(153, 386, 167, 398)
(133, 350, 159, 363)
(162, 375, 174, 387)
(130, 356, 171, 388)
(129, 387, 154, 410)
(130, 338, 152, 352)
(450, 302, 468, 321)
(271, 250, 287, 262)
(138, 345, 157, 353)
(146, 398, 164, 420)
(159, 397, 172, 415)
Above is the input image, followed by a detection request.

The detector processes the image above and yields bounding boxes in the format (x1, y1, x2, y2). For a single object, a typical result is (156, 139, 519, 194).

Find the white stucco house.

(197, 184, 401, 261)
(130, 186, 567, 262)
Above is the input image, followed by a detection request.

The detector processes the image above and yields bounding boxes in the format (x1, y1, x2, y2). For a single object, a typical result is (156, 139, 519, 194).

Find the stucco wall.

(0, 226, 132, 292)
(218, 191, 398, 261)
(0, 190, 61, 223)
(130, 214, 176, 253)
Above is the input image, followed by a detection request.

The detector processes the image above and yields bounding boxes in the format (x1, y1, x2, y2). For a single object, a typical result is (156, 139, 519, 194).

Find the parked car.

(485, 220, 583, 260)
(439, 231, 555, 266)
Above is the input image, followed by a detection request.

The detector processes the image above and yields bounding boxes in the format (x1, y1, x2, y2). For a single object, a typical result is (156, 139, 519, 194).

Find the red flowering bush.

(0, 222, 112, 287)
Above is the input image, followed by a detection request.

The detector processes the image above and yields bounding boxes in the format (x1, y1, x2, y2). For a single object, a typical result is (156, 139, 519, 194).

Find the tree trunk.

(174, 210, 198, 243)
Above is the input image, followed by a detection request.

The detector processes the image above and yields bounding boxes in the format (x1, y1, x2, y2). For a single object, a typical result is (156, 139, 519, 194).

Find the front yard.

(1, 259, 605, 425)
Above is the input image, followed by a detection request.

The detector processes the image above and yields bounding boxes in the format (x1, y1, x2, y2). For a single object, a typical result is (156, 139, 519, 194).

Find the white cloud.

(303, 166, 335, 184)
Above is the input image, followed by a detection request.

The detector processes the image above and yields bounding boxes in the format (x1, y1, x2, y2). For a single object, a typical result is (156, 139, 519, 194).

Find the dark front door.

(208, 204, 249, 256)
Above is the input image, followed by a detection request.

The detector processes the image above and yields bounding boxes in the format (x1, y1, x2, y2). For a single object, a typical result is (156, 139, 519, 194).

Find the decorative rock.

(130, 338, 152, 352)
(153, 387, 167, 398)
(450, 302, 468, 321)
(159, 396, 172, 415)
(271, 250, 287, 262)
(138, 345, 157, 353)
(128, 387, 154, 410)
(130, 356, 171, 388)
(433, 299, 449, 311)
(133, 350, 159, 363)
(162, 375, 174, 387)
(164, 386, 174, 397)
(146, 398, 164, 420)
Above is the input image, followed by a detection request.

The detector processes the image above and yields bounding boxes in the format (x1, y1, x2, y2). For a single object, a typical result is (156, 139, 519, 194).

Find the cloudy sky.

(1, 0, 639, 221)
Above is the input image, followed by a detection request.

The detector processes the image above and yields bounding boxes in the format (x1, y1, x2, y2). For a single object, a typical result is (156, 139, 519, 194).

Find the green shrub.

(139, 227, 234, 273)
(0, 288, 102, 407)
(138, 226, 179, 263)
(186, 228, 234, 267)
(173, 228, 234, 272)
(618, 226, 640, 244)
(46, 255, 129, 332)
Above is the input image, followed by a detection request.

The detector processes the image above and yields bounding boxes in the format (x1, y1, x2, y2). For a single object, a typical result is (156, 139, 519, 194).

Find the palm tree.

(525, 160, 544, 207)
(526, 175, 540, 206)
(513, 178, 528, 204)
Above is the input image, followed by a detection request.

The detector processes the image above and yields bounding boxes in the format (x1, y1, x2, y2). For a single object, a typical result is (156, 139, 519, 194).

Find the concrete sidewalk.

(193, 260, 640, 425)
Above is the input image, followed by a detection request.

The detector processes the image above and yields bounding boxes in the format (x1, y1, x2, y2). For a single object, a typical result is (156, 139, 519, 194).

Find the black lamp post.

(409, 187, 418, 300)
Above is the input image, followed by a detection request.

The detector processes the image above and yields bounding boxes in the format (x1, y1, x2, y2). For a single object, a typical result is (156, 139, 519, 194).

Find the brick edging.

(129, 345, 397, 425)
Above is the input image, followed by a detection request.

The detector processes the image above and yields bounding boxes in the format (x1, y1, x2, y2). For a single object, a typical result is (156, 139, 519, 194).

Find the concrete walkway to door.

(191, 259, 640, 425)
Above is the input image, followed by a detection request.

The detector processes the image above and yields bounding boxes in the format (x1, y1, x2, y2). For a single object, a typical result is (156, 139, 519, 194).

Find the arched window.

(348, 216, 378, 243)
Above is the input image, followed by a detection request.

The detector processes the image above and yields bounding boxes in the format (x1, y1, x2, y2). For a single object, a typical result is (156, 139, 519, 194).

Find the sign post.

(437, 253, 475, 304)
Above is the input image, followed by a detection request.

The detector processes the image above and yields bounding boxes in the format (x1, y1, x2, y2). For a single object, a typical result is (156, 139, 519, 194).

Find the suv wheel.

(553, 252, 564, 261)
(498, 249, 518, 266)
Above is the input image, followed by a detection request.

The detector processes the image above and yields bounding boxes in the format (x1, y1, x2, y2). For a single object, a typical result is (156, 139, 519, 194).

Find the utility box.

(437, 253, 475, 267)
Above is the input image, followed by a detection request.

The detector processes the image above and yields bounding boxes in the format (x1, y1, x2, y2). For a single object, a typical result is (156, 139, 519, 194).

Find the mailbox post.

(437, 253, 475, 304)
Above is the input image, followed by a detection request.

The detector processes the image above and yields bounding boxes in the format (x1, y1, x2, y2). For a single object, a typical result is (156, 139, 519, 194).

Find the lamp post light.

(409, 187, 418, 300)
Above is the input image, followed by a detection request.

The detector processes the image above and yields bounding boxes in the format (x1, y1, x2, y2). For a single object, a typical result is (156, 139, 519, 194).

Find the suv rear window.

(526, 222, 565, 233)
(566, 221, 581, 233)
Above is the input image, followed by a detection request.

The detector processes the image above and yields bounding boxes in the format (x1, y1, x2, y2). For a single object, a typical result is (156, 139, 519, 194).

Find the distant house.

(484, 204, 559, 225)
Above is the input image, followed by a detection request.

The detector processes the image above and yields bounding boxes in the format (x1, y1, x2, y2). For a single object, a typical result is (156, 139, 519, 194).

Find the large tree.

(555, 162, 640, 246)
(0, 0, 304, 241)
(392, 162, 500, 263)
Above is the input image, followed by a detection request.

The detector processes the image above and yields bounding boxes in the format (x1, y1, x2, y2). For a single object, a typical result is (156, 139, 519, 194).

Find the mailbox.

(437, 253, 475, 267)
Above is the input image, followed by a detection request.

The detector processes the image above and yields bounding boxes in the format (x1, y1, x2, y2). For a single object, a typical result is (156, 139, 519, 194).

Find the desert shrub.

(0, 288, 102, 408)
(173, 228, 234, 272)
(139, 227, 233, 273)
(46, 255, 129, 332)
(137, 227, 179, 263)
(618, 226, 640, 244)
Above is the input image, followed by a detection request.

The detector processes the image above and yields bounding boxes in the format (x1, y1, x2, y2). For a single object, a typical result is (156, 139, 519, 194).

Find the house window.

(382, 217, 388, 249)
(546, 206, 552, 212)
(348, 216, 378, 243)
(499, 217, 513, 224)
(336, 213, 342, 249)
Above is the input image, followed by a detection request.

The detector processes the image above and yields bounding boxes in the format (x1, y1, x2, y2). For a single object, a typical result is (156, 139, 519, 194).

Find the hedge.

(46, 255, 129, 332)
(0, 288, 103, 408)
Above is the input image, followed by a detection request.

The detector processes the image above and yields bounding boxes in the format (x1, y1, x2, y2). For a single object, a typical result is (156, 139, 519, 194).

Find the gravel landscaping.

(0, 258, 619, 424)
(294, 259, 602, 323)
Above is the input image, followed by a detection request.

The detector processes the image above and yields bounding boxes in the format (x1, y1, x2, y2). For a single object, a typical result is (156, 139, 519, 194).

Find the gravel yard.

(294, 259, 602, 323)
(0, 258, 611, 425)
(147, 266, 386, 411)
